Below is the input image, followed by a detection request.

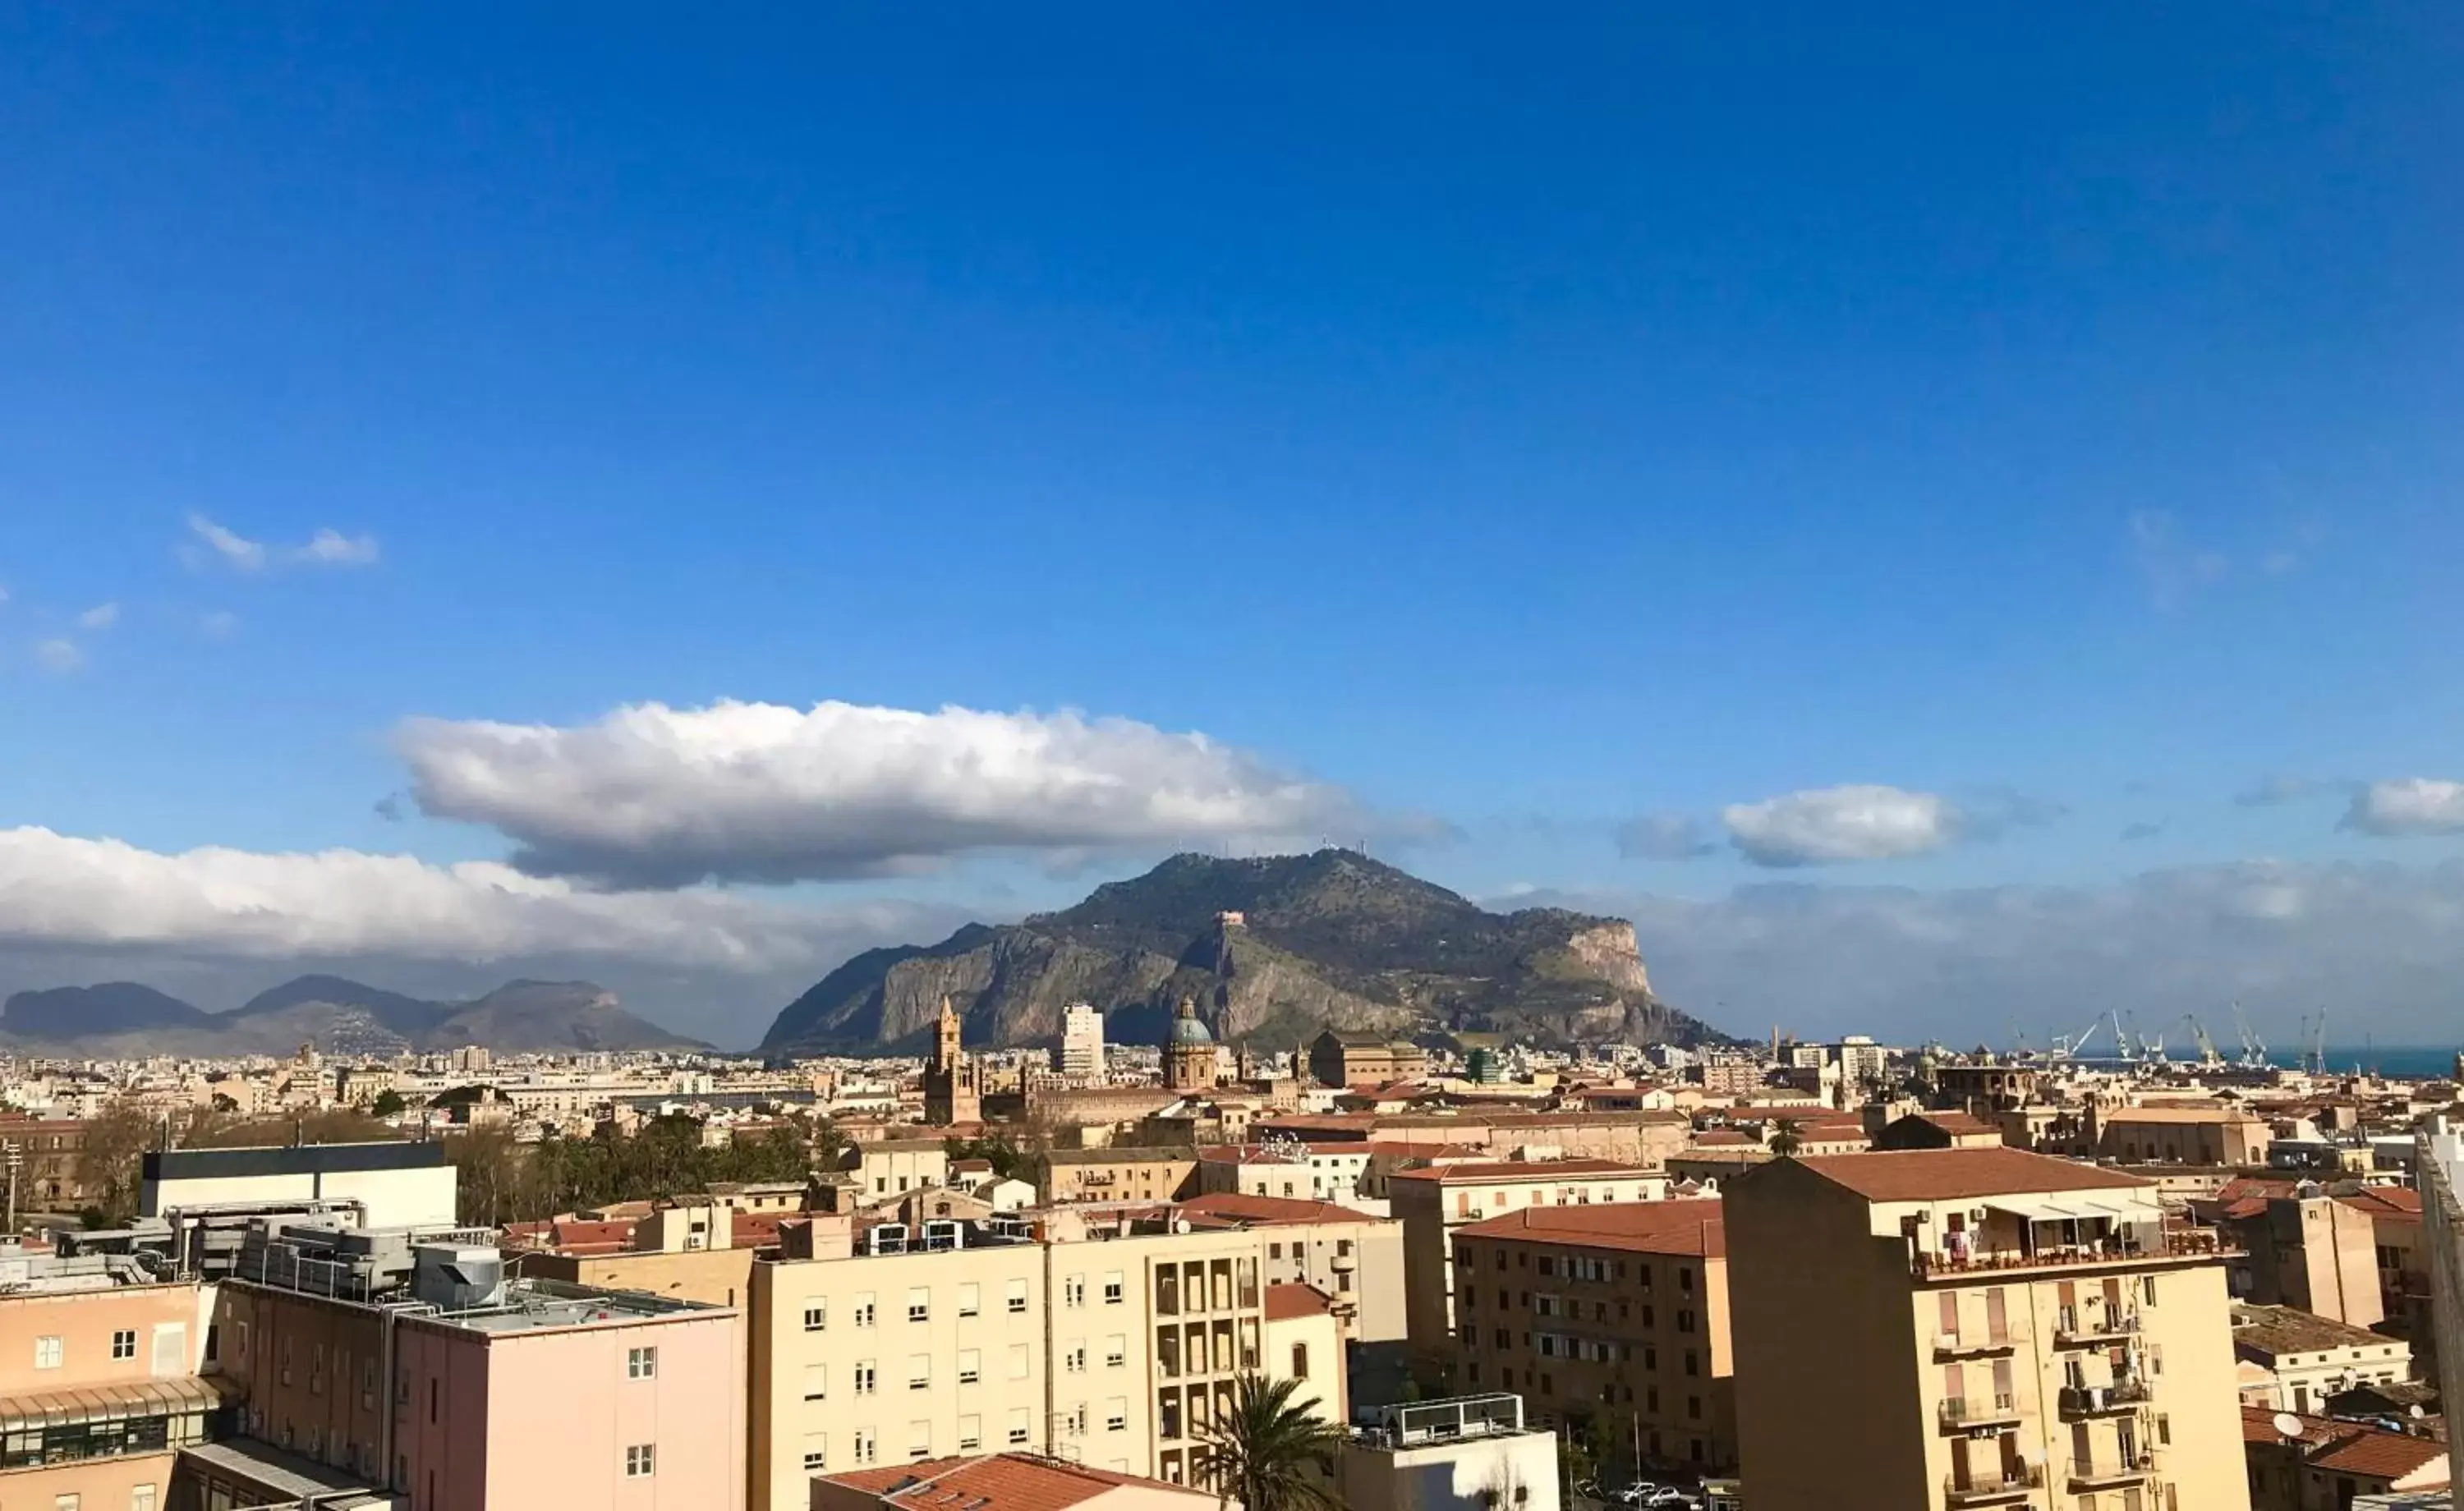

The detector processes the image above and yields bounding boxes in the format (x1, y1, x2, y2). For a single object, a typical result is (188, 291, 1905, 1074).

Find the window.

(1291, 1343, 1309, 1379)
(802, 1434, 828, 1472)
(803, 1364, 828, 1401)
(854, 1293, 876, 1328)
(1065, 1343, 1087, 1374)
(55, 1496, 79, 1511)
(908, 1287, 931, 1323)
(958, 1349, 981, 1385)
(909, 1354, 931, 1389)
(1270, 1242, 1284, 1260)
(623, 1444, 655, 1478)
(855, 1429, 878, 1465)
(958, 1415, 982, 1452)
(1160, 1389, 1184, 1440)
(855, 1361, 878, 1395)
(1103, 1270, 1124, 1304)
(1106, 1398, 1128, 1431)
(1105, 1334, 1126, 1367)
(909, 1421, 932, 1459)
(1007, 1279, 1030, 1315)
(1064, 1275, 1087, 1307)
(34, 1335, 62, 1370)
(132, 1489, 157, 1511)
(1007, 1408, 1030, 1445)
(804, 1301, 827, 1332)
(112, 1330, 137, 1362)
(959, 1284, 981, 1317)
(1009, 1343, 1030, 1379)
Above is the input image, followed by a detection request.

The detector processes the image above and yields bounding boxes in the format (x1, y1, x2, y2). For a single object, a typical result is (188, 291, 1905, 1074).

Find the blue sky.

(2, 6, 2462, 1048)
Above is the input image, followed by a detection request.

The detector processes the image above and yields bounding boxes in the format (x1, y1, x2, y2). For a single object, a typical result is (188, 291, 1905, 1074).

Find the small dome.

(1170, 1014, 1216, 1045)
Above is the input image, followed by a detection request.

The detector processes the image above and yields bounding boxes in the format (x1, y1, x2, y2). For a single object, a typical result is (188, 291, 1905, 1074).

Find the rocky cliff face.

(761, 850, 1731, 1054)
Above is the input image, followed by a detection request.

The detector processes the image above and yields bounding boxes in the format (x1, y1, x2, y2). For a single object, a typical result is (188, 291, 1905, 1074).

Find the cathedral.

(922, 995, 981, 1125)
(1164, 997, 1219, 1094)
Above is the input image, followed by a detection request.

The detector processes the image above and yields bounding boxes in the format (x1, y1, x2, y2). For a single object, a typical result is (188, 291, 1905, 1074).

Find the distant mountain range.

(761, 849, 1736, 1056)
(0, 975, 708, 1057)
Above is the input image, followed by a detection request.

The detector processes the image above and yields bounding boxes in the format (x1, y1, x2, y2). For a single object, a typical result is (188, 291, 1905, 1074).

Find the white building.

(1063, 1004, 1106, 1079)
(1339, 1395, 1560, 1511)
(140, 1141, 458, 1229)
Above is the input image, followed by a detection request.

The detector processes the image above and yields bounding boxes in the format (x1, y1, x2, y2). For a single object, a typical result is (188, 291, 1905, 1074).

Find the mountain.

(2, 982, 217, 1039)
(0, 974, 709, 1056)
(761, 849, 1734, 1055)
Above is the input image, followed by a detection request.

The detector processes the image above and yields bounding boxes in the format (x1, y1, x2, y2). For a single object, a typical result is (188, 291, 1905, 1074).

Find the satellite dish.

(2272, 1412, 2305, 1440)
(2411, 1404, 2427, 1419)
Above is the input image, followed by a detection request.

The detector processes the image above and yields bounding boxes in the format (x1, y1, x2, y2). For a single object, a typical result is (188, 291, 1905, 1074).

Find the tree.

(370, 1090, 407, 1118)
(1193, 1372, 1349, 1511)
(1768, 1118, 1804, 1157)
(73, 1100, 163, 1227)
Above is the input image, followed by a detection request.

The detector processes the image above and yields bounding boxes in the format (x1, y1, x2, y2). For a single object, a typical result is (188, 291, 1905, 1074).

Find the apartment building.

(844, 1141, 953, 1204)
(2226, 1196, 2385, 1329)
(1390, 1160, 1666, 1374)
(749, 1214, 1309, 1511)
(1177, 1192, 1404, 1341)
(0, 1246, 214, 1511)
(1340, 1394, 1561, 1511)
(1726, 1147, 2250, 1511)
(1062, 1004, 1107, 1080)
(210, 1219, 743, 1511)
(1041, 1150, 1198, 1206)
(1194, 1143, 1378, 1204)
(1450, 1201, 1734, 1474)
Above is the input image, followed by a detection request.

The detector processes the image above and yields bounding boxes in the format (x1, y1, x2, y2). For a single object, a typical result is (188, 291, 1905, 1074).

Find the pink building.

(209, 1224, 743, 1511)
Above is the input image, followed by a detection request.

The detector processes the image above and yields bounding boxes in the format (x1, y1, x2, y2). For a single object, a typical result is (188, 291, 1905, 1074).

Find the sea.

(2269, 1045, 2457, 1079)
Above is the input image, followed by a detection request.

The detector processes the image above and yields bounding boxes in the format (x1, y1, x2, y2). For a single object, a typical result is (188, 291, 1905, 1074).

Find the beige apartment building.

(1178, 1192, 1404, 1342)
(1041, 1149, 1199, 1206)
(749, 1214, 1303, 1511)
(1726, 1147, 2250, 1511)
(1450, 1201, 1735, 1474)
(2096, 1109, 2271, 1168)
(1390, 1160, 1666, 1376)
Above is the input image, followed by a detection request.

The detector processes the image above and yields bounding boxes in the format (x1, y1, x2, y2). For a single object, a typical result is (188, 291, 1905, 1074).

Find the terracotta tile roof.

(2241, 1407, 2449, 1481)
(1690, 1130, 1756, 1146)
(1910, 1112, 1996, 1134)
(2339, 1187, 2424, 1220)
(1173, 1192, 1375, 1226)
(1455, 1199, 1725, 1258)
(1389, 1159, 1648, 1184)
(733, 1211, 788, 1246)
(1264, 1283, 1333, 1321)
(825, 1453, 1207, 1511)
(1786, 1148, 2151, 1202)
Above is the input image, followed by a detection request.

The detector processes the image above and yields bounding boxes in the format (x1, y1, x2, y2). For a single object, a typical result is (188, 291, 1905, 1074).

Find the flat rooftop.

(145, 1141, 448, 1181)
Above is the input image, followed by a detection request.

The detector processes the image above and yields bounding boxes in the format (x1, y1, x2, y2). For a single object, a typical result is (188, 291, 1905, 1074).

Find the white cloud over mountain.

(396, 699, 1410, 889)
(2342, 778, 2464, 837)
(1518, 857, 2464, 1045)
(0, 826, 930, 972)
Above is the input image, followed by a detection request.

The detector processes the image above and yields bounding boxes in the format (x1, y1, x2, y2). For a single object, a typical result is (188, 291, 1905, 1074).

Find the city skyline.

(4, 9, 2462, 1047)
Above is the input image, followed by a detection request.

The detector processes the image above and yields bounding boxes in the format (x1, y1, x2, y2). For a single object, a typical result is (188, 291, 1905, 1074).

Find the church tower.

(924, 995, 981, 1125)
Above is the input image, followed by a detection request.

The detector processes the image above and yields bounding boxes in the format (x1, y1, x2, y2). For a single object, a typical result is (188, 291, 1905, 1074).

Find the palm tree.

(1769, 1118, 1804, 1157)
(1194, 1372, 1349, 1511)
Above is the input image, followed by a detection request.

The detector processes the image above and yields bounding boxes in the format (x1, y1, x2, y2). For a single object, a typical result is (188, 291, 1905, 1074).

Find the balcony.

(1938, 1397, 2025, 1432)
(1914, 1227, 2237, 1282)
(1942, 1465, 2043, 1506)
(2053, 1307, 2141, 1348)
(2067, 1454, 2156, 1490)
(2057, 1380, 2153, 1418)
(1933, 1331, 2017, 1359)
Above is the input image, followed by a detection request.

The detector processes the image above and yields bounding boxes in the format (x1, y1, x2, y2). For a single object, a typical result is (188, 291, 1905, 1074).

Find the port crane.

(2179, 1014, 2223, 1068)
(2231, 1000, 2269, 1069)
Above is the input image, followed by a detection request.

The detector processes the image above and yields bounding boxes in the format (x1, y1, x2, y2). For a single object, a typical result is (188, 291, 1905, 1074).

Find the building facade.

(1726, 1147, 2251, 1511)
(924, 998, 982, 1128)
(1062, 1004, 1107, 1080)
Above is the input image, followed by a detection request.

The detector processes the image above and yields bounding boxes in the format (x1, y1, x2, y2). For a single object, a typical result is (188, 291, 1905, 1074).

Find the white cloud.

(2342, 778, 2464, 837)
(185, 514, 379, 572)
(33, 639, 81, 673)
(1518, 857, 2464, 1045)
(397, 699, 1401, 889)
(1721, 784, 1965, 867)
(1614, 813, 1716, 861)
(186, 514, 269, 572)
(76, 602, 119, 631)
(0, 825, 924, 973)
(297, 528, 380, 567)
